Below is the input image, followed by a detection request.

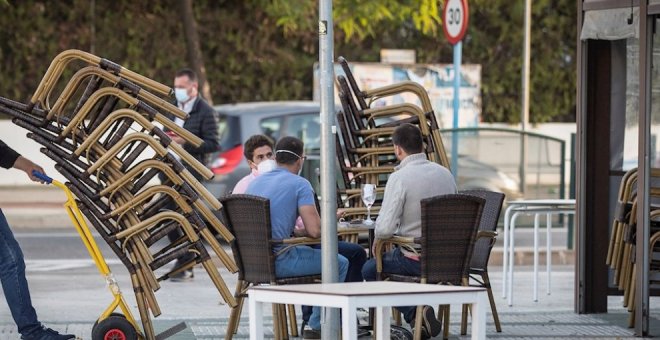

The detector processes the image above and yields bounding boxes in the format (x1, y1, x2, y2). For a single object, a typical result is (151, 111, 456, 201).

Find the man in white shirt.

(232, 134, 274, 194)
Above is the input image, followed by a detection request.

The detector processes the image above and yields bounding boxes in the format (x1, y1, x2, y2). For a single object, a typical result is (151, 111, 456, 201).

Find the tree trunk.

(178, 0, 213, 104)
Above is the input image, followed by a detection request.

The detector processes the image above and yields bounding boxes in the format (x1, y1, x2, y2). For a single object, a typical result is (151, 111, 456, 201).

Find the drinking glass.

(361, 184, 376, 225)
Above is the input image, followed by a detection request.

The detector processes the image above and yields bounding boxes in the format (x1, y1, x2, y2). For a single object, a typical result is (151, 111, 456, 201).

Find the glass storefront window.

(621, 37, 640, 171)
(651, 18, 660, 168)
(619, 18, 660, 170)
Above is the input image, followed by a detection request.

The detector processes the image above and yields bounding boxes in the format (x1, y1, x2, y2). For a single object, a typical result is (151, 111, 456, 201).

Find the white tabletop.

(338, 220, 376, 229)
(507, 199, 575, 206)
(250, 281, 484, 297)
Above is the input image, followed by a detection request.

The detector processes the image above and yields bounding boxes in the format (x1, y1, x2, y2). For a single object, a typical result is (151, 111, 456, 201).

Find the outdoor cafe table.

(501, 199, 576, 306)
(248, 281, 488, 340)
(337, 220, 374, 255)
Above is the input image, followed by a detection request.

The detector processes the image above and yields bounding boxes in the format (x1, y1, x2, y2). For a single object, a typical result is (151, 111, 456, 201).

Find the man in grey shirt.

(361, 123, 456, 339)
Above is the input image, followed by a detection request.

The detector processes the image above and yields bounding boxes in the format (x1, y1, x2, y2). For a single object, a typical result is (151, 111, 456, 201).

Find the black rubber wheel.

(390, 325, 413, 340)
(91, 315, 137, 340)
(92, 312, 126, 329)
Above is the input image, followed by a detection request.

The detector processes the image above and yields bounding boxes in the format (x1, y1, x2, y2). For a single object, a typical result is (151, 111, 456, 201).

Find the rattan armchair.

(459, 190, 505, 334)
(28, 49, 172, 113)
(220, 194, 322, 340)
(47, 66, 186, 122)
(374, 194, 484, 340)
(337, 57, 449, 167)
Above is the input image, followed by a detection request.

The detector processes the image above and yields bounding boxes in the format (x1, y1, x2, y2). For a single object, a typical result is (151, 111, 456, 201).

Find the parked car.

(203, 101, 521, 200)
(204, 101, 322, 198)
(453, 155, 521, 200)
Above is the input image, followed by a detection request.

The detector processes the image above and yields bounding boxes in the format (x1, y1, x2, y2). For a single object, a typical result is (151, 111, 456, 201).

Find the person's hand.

(13, 156, 46, 183)
(336, 208, 346, 219)
(171, 134, 186, 145)
(293, 227, 307, 237)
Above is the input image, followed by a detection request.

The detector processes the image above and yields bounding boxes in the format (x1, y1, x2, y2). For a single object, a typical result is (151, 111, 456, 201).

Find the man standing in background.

(166, 68, 220, 281)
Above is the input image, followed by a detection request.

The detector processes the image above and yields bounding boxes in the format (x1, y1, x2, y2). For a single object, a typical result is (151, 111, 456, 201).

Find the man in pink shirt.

(232, 134, 275, 194)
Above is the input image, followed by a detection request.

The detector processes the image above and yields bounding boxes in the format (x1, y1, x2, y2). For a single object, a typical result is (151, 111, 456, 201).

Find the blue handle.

(32, 170, 53, 184)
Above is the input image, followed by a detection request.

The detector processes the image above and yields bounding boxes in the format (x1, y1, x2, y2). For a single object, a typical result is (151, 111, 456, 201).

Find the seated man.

(246, 136, 349, 339)
(232, 134, 275, 194)
(361, 123, 457, 339)
(237, 135, 366, 332)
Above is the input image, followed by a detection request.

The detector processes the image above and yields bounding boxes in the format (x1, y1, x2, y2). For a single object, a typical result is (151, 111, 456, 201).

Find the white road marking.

(24, 259, 123, 272)
(14, 232, 96, 238)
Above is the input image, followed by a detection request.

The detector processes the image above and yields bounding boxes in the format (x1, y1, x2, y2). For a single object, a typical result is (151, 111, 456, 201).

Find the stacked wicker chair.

(334, 56, 450, 221)
(606, 167, 660, 327)
(0, 49, 237, 340)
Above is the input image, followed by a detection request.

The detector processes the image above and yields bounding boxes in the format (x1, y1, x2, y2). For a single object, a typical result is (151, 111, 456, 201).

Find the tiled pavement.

(2, 268, 660, 340)
(1, 311, 658, 339)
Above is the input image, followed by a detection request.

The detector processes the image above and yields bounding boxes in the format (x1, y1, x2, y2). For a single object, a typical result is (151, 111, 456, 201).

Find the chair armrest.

(272, 237, 322, 256)
(281, 237, 321, 245)
(374, 236, 418, 274)
(476, 230, 497, 246)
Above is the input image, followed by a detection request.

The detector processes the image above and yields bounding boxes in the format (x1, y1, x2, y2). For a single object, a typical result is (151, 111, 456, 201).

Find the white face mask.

(174, 88, 189, 103)
(257, 159, 277, 175)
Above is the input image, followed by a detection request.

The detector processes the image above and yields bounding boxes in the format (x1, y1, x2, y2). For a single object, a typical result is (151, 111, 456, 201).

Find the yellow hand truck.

(34, 171, 142, 340)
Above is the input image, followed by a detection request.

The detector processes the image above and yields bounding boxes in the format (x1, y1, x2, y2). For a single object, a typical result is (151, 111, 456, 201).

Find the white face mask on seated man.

(257, 159, 277, 174)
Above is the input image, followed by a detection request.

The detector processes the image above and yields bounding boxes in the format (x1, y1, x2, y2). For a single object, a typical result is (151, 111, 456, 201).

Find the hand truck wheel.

(92, 312, 126, 329)
(91, 314, 137, 340)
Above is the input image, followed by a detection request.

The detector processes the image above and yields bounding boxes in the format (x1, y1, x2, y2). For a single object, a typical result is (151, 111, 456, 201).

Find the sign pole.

(443, 0, 468, 175)
(451, 41, 462, 176)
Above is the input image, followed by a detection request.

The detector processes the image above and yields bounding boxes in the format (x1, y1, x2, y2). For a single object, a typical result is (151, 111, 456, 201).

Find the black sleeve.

(0, 139, 20, 169)
(184, 101, 220, 155)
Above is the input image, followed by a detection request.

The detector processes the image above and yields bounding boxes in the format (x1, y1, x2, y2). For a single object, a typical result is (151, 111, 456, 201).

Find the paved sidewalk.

(5, 186, 657, 339)
(1, 265, 659, 339)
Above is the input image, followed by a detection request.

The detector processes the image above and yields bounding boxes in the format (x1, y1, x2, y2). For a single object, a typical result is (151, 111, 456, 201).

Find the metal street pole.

(519, 0, 531, 194)
(319, 0, 339, 338)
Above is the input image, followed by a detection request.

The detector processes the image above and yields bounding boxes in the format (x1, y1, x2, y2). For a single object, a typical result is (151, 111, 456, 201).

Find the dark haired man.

(232, 134, 274, 194)
(166, 68, 220, 281)
(0, 140, 76, 340)
(361, 123, 457, 339)
(170, 68, 220, 171)
(246, 136, 350, 339)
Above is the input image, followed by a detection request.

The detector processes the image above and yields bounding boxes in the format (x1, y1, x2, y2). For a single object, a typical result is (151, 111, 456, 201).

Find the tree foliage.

(0, 0, 575, 123)
(262, 0, 441, 40)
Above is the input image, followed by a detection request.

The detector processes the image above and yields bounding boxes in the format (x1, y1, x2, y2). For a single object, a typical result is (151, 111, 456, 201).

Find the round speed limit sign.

(443, 0, 469, 45)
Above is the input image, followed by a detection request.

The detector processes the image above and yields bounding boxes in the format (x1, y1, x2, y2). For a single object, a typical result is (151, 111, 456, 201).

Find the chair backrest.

(219, 194, 276, 284)
(419, 193, 484, 285)
(460, 190, 506, 271)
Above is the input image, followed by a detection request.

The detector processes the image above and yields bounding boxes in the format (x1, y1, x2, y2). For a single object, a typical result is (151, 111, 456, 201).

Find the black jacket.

(169, 97, 220, 180)
(0, 139, 20, 169)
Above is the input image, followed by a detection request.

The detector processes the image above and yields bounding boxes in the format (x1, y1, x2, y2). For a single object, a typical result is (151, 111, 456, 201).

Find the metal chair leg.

(460, 304, 469, 335)
(483, 272, 502, 332)
(413, 305, 424, 340)
(287, 304, 298, 337)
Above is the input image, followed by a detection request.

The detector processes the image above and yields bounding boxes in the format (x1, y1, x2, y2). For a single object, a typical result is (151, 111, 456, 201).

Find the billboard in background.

(313, 62, 482, 128)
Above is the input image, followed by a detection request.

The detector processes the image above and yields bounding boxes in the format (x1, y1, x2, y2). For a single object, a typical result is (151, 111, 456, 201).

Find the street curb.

(3, 208, 72, 229)
(489, 248, 575, 266)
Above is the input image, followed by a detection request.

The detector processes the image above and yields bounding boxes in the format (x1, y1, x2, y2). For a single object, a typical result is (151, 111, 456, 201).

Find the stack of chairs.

(0, 49, 238, 339)
(334, 56, 450, 220)
(606, 167, 660, 327)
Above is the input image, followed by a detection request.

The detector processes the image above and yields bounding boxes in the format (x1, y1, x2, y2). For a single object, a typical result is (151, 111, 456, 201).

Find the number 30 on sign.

(442, 0, 469, 45)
